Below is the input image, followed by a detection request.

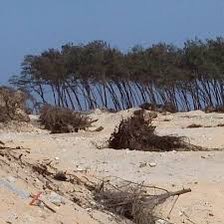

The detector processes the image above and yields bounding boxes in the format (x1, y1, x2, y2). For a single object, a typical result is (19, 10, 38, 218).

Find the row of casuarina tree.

(10, 37, 224, 112)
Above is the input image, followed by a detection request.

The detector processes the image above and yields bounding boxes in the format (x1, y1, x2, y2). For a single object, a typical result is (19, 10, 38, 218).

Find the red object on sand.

(29, 192, 42, 205)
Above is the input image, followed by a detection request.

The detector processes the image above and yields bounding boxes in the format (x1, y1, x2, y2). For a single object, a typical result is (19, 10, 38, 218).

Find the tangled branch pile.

(0, 87, 30, 123)
(109, 110, 202, 151)
(39, 105, 96, 133)
(94, 177, 191, 224)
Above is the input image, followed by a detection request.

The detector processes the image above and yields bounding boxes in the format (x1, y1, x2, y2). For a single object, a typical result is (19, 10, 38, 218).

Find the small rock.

(5, 212, 18, 223)
(48, 192, 65, 206)
(76, 168, 85, 172)
(155, 219, 170, 224)
(34, 178, 40, 183)
(86, 208, 92, 212)
(6, 176, 16, 183)
(148, 162, 157, 167)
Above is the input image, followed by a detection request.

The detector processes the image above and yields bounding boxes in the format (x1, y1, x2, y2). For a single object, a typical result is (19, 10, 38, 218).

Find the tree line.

(10, 37, 224, 111)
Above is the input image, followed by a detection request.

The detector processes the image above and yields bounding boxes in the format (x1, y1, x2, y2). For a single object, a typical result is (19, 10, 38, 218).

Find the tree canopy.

(10, 37, 224, 111)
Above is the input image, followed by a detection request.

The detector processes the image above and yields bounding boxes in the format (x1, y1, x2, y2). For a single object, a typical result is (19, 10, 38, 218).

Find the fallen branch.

(94, 177, 191, 224)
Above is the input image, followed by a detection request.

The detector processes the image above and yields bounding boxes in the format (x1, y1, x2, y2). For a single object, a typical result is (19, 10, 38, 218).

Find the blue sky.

(0, 0, 224, 83)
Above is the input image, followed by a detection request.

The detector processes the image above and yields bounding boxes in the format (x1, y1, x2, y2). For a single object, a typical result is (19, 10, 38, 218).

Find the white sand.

(0, 109, 224, 223)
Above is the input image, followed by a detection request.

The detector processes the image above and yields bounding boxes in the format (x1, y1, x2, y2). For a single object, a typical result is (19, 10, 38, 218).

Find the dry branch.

(94, 177, 191, 224)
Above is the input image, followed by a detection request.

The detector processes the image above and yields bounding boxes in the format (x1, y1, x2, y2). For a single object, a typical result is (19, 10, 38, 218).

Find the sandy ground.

(0, 109, 224, 223)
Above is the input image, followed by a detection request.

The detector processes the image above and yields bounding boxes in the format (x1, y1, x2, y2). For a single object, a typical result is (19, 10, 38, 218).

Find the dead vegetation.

(163, 118, 171, 122)
(94, 177, 191, 224)
(133, 110, 158, 119)
(204, 105, 224, 113)
(0, 86, 30, 123)
(139, 102, 177, 113)
(186, 123, 224, 128)
(39, 105, 97, 133)
(109, 110, 202, 151)
(186, 124, 203, 128)
(0, 142, 192, 224)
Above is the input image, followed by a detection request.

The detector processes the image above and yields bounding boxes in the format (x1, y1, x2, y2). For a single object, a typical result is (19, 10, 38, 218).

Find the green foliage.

(10, 37, 224, 112)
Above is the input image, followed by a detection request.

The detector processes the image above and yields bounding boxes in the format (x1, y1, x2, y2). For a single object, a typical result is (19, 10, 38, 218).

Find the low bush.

(133, 109, 157, 119)
(0, 87, 29, 122)
(204, 105, 224, 113)
(109, 110, 200, 151)
(139, 102, 177, 113)
(39, 105, 95, 133)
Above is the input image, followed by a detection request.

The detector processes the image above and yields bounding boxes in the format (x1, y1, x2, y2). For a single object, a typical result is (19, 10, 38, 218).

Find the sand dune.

(0, 109, 224, 223)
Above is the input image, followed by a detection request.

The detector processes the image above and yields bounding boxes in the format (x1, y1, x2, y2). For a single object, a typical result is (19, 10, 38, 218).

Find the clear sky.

(0, 0, 224, 83)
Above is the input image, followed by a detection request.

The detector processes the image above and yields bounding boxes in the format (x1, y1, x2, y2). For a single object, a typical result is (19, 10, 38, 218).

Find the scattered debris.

(187, 124, 203, 128)
(54, 171, 67, 181)
(0, 140, 194, 224)
(139, 162, 148, 168)
(91, 126, 104, 132)
(139, 162, 157, 168)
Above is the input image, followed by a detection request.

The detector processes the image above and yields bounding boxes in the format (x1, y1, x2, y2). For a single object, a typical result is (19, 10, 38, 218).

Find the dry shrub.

(39, 105, 95, 133)
(109, 110, 200, 151)
(134, 109, 158, 119)
(0, 87, 29, 122)
(133, 109, 158, 121)
(163, 102, 177, 113)
(139, 102, 177, 113)
(187, 124, 203, 128)
(204, 105, 224, 113)
(94, 177, 191, 224)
